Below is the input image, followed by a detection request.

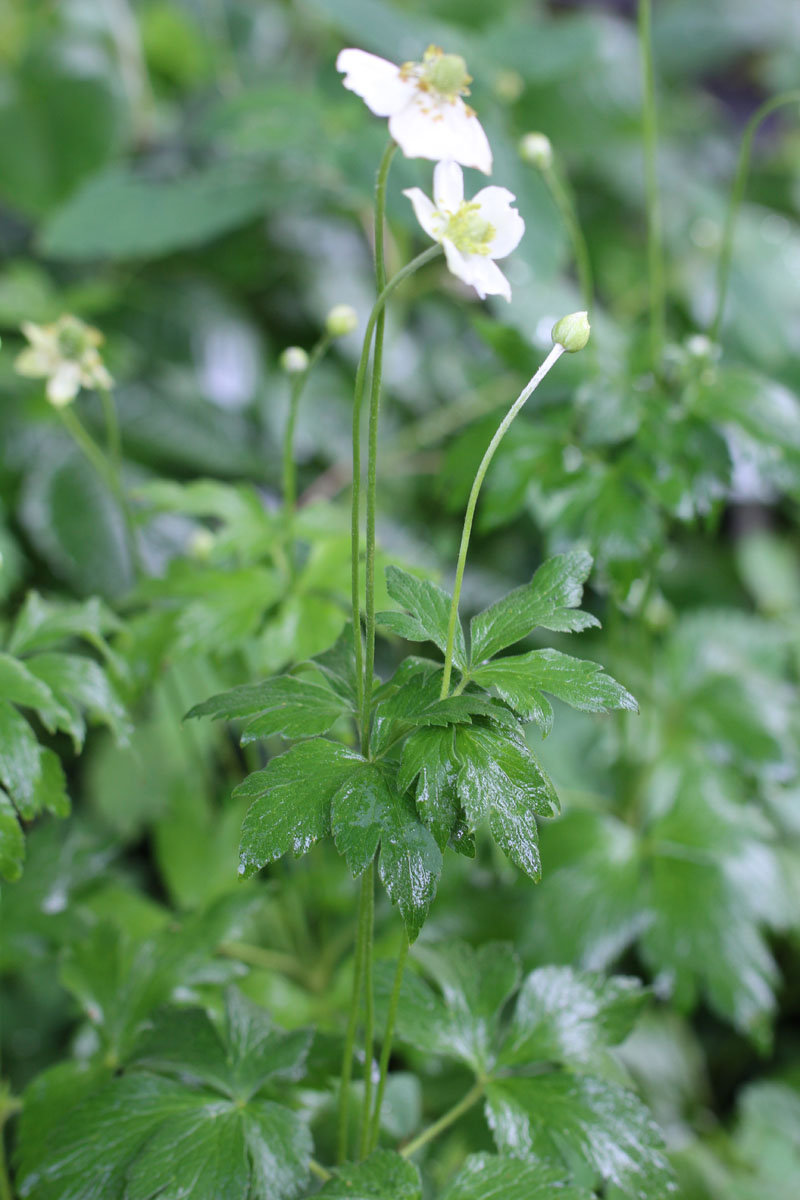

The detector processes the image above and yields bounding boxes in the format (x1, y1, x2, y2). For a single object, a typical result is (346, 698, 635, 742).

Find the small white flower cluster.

(15, 314, 112, 406)
(337, 45, 524, 302)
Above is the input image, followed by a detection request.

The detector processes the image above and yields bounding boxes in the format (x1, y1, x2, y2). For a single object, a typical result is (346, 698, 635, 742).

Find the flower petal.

(433, 160, 464, 213)
(47, 362, 81, 406)
(442, 240, 511, 301)
(336, 49, 413, 117)
(14, 347, 51, 378)
(402, 188, 441, 241)
(472, 186, 525, 258)
(437, 99, 493, 174)
(389, 92, 491, 170)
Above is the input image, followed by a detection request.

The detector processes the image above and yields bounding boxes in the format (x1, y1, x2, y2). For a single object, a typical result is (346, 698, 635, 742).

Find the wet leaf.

(187, 672, 350, 741)
(317, 1150, 422, 1198)
(378, 566, 466, 669)
(440, 1153, 592, 1200)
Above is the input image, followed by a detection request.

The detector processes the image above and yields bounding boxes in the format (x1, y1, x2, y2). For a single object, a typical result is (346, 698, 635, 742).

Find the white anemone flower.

(336, 44, 492, 174)
(403, 161, 525, 301)
(15, 314, 113, 407)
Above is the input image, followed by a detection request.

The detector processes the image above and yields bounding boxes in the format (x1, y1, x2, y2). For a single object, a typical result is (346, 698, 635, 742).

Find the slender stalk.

(350, 243, 442, 718)
(358, 862, 376, 1159)
(400, 1080, 484, 1160)
(368, 933, 409, 1151)
(542, 163, 593, 314)
(218, 941, 308, 984)
(309, 1159, 333, 1183)
(337, 866, 372, 1163)
(59, 405, 115, 491)
(361, 139, 397, 755)
(99, 384, 121, 470)
(440, 345, 566, 698)
(638, 0, 665, 366)
(709, 90, 800, 342)
(282, 335, 332, 512)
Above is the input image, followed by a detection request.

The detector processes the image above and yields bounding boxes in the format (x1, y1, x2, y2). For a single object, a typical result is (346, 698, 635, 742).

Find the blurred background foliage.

(1, 0, 799, 1196)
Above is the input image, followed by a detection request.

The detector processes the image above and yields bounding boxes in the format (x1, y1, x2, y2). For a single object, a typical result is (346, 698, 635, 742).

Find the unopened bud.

(685, 333, 720, 362)
(279, 346, 309, 374)
(519, 132, 553, 171)
(189, 528, 215, 559)
(552, 311, 591, 353)
(325, 304, 358, 338)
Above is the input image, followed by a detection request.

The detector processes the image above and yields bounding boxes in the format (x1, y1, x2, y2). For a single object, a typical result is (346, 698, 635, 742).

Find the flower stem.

(309, 1158, 333, 1183)
(638, 0, 665, 366)
(542, 162, 593, 314)
(358, 861, 376, 1159)
(282, 335, 332, 512)
(709, 89, 800, 343)
(368, 932, 409, 1151)
(400, 1080, 484, 1160)
(350, 243, 443, 718)
(440, 344, 566, 699)
(361, 139, 397, 756)
(337, 864, 373, 1163)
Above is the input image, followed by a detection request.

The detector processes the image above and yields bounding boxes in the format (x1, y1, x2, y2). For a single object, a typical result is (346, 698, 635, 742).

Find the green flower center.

(403, 45, 472, 101)
(443, 202, 495, 256)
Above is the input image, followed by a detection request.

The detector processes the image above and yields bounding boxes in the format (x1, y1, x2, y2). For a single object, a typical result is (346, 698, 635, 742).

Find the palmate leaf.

(470, 551, 599, 665)
(471, 648, 637, 733)
(239, 743, 441, 940)
(486, 1074, 674, 1200)
(441, 1153, 592, 1200)
(16, 989, 312, 1200)
(398, 726, 460, 852)
(377, 565, 467, 670)
(454, 725, 558, 880)
(187, 672, 351, 742)
(317, 1150, 422, 1198)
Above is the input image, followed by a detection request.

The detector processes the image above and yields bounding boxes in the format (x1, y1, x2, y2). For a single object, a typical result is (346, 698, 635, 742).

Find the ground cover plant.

(1, 1, 799, 1197)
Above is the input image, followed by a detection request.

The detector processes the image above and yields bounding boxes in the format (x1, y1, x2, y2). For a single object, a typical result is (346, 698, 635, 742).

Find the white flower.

(336, 44, 492, 174)
(403, 161, 524, 301)
(14, 314, 113, 407)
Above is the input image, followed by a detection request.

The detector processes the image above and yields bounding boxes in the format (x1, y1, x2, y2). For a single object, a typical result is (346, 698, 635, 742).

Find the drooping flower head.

(14, 314, 113, 406)
(337, 45, 492, 174)
(404, 161, 524, 301)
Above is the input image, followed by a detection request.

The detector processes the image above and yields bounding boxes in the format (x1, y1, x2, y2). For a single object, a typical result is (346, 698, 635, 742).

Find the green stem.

(368, 933, 409, 1151)
(542, 163, 593, 314)
(400, 1080, 484, 1160)
(309, 1158, 333, 1183)
(358, 862, 376, 1159)
(337, 865, 372, 1163)
(361, 139, 397, 756)
(638, 0, 665, 366)
(709, 89, 800, 342)
(218, 941, 308, 984)
(59, 404, 116, 491)
(440, 344, 566, 698)
(350, 243, 443, 719)
(282, 335, 332, 513)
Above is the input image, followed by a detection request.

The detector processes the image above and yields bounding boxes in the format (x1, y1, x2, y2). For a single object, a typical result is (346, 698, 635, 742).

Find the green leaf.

(125, 1098, 247, 1200)
(40, 163, 276, 261)
(331, 761, 395, 877)
(0, 788, 24, 881)
(133, 988, 312, 1102)
(378, 790, 443, 942)
(470, 551, 598, 665)
(377, 669, 502, 731)
(237, 739, 363, 878)
(311, 624, 361, 708)
(486, 1074, 674, 1198)
(243, 1100, 313, 1200)
(0, 699, 42, 818)
(7, 591, 121, 660)
(317, 1151, 422, 1199)
(0, 652, 71, 732)
(380, 940, 519, 1073)
(454, 725, 558, 880)
(187, 673, 350, 742)
(25, 652, 130, 748)
(471, 648, 637, 731)
(378, 565, 466, 670)
(398, 725, 459, 851)
(497, 966, 647, 1070)
(441, 1153, 592, 1200)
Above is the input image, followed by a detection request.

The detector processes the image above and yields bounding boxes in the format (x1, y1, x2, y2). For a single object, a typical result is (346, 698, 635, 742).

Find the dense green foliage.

(1, 1, 799, 1198)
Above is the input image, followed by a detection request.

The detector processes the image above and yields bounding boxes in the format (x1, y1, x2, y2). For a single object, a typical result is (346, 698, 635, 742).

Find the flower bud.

(519, 132, 553, 171)
(325, 304, 358, 338)
(189, 528, 215, 560)
(552, 311, 591, 353)
(279, 346, 309, 374)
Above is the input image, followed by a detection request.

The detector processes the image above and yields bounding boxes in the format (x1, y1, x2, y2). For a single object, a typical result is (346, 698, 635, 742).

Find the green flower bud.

(552, 311, 591, 353)
(519, 132, 553, 170)
(325, 304, 358, 338)
(279, 346, 309, 374)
